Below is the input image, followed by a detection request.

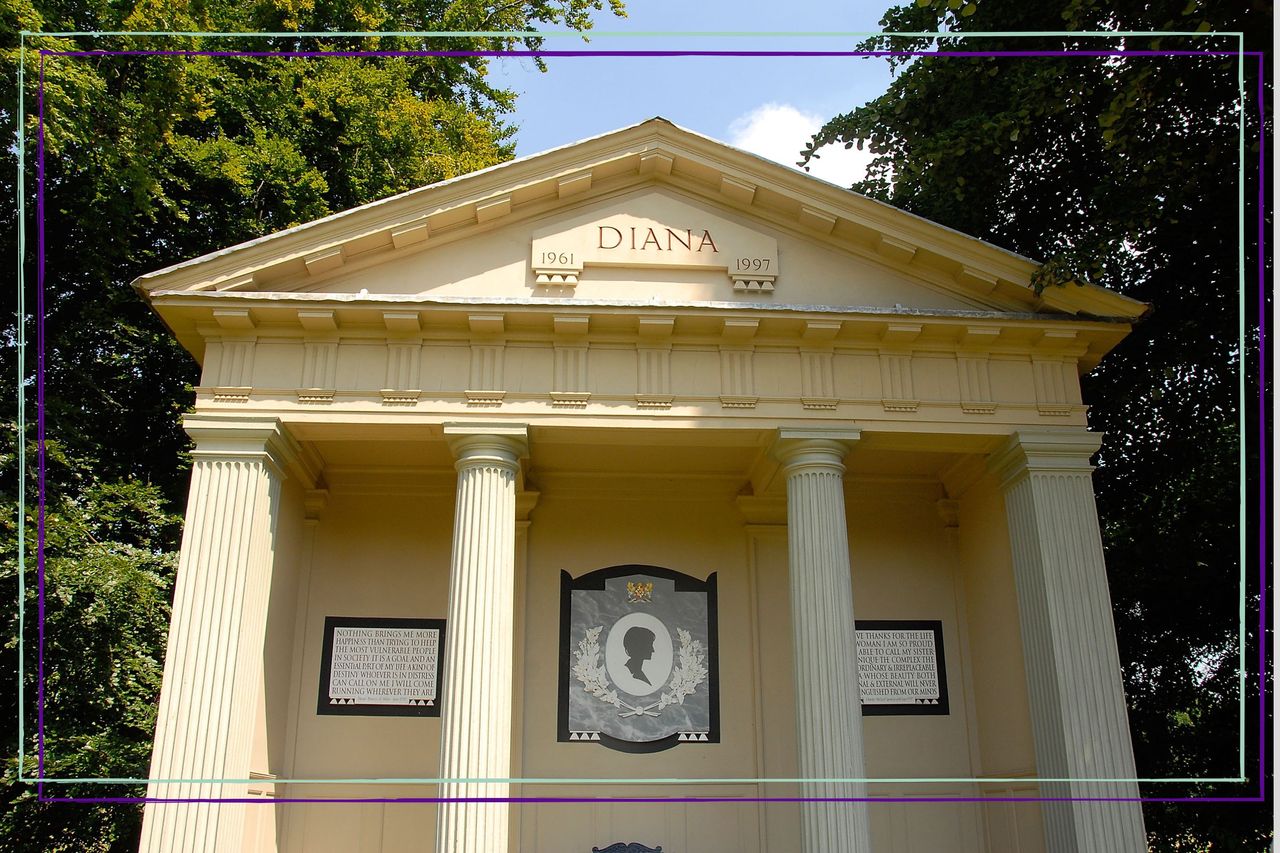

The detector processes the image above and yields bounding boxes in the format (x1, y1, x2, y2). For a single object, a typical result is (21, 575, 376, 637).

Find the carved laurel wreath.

(572, 625, 708, 718)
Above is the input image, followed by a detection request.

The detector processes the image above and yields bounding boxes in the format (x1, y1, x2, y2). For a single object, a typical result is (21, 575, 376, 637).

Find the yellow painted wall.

(251, 465, 1041, 852)
(957, 474, 1045, 853)
(300, 187, 986, 315)
(273, 487, 454, 851)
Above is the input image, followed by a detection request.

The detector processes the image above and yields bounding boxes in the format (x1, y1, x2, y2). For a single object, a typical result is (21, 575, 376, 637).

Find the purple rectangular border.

(28, 44, 1269, 806)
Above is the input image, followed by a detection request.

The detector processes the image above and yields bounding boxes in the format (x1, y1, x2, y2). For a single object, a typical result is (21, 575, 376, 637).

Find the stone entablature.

(167, 297, 1114, 425)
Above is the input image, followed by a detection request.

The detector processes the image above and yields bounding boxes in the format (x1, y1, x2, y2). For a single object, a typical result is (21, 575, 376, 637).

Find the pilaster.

(139, 415, 297, 853)
(989, 430, 1146, 853)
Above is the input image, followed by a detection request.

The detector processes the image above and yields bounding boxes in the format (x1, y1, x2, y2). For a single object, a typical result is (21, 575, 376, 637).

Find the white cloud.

(726, 102, 874, 189)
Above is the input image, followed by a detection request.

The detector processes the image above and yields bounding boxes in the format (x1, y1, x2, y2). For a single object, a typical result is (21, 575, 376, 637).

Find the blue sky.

(486, 1, 901, 187)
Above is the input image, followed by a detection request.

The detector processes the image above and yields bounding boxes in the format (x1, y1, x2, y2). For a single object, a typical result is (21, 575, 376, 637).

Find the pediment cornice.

(135, 119, 1148, 327)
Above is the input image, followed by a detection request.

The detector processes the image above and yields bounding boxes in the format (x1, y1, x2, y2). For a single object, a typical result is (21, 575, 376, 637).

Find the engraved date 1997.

(735, 257, 771, 272)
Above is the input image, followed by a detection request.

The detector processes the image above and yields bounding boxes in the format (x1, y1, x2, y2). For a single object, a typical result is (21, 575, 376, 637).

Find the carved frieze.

(466, 344, 506, 407)
(184, 301, 1101, 426)
(718, 319, 758, 408)
(552, 344, 590, 407)
(957, 355, 995, 415)
(1033, 357, 1072, 417)
(213, 337, 256, 402)
(299, 339, 338, 404)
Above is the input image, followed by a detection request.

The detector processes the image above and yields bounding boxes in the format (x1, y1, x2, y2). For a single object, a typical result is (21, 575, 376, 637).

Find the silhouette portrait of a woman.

(623, 626, 656, 685)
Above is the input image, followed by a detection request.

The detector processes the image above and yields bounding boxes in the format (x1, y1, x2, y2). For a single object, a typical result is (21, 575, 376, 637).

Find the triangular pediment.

(264, 186, 1007, 314)
(135, 118, 1147, 324)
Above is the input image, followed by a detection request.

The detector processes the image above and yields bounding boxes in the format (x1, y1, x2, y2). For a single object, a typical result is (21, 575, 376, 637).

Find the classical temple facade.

(134, 118, 1150, 853)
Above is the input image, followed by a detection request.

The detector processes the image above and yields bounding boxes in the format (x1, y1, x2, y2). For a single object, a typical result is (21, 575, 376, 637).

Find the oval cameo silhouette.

(604, 612, 674, 697)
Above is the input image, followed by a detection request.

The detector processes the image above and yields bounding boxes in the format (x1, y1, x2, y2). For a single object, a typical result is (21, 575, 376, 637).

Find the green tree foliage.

(1, 0, 624, 847)
(802, 1, 1270, 849)
(2, 427, 181, 850)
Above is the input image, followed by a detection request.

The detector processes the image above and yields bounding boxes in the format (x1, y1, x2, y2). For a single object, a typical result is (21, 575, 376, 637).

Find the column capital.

(443, 422, 528, 471)
(772, 428, 862, 475)
(988, 429, 1103, 490)
(182, 413, 300, 478)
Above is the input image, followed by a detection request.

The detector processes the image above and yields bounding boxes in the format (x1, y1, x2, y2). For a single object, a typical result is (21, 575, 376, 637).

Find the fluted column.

(990, 430, 1146, 853)
(775, 429, 873, 852)
(436, 424, 527, 853)
(140, 415, 296, 853)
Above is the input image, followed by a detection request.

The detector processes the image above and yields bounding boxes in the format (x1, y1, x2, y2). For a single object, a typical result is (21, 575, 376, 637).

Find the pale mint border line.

(14, 36, 26, 782)
(13, 28, 1252, 790)
(33, 776, 1247, 785)
(25, 29, 1246, 38)
(1234, 28, 1248, 787)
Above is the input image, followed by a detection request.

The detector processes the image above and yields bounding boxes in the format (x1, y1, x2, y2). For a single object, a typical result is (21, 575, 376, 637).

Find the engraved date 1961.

(538, 251, 575, 266)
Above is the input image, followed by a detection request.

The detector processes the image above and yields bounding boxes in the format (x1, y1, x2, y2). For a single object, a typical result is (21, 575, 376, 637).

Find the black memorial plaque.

(317, 616, 445, 717)
(855, 620, 949, 716)
(558, 565, 720, 753)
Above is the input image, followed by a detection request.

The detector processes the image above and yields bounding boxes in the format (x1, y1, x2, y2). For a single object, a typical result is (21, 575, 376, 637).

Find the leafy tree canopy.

(1, 0, 624, 847)
(801, 1, 1270, 849)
